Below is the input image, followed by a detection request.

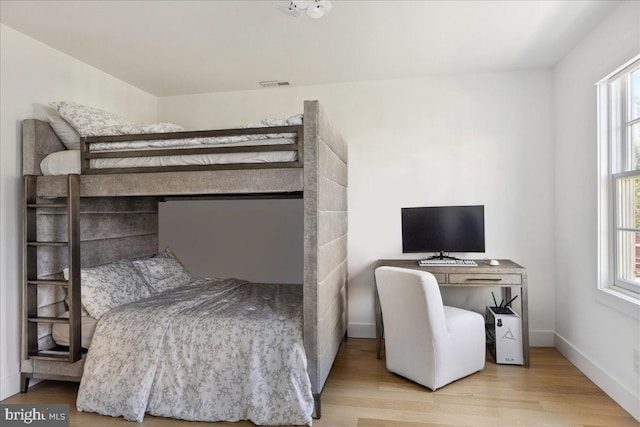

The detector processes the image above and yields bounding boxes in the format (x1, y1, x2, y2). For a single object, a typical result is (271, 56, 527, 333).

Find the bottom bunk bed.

(77, 265, 314, 425)
(31, 248, 315, 424)
(20, 100, 348, 425)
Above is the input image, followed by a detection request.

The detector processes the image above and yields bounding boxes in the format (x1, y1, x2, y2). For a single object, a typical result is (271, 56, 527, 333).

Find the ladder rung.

(29, 352, 70, 361)
(26, 241, 68, 247)
(26, 203, 67, 209)
(27, 317, 69, 324)
(27, 280, 68, 286)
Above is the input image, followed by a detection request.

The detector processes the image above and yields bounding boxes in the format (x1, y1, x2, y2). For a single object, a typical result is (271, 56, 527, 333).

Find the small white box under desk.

(485, 305, 524, 365)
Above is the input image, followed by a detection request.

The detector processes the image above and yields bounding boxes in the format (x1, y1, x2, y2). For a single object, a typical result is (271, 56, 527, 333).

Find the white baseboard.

(555, 332, 640, 423)
(347, 322, 376, 339)
(0, 372, 21, 401)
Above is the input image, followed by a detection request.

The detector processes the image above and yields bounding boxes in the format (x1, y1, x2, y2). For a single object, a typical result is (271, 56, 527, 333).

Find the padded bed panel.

(22, 119, 66, 175)
(303, 100, 348, 395)
(35, 169, 303, 198)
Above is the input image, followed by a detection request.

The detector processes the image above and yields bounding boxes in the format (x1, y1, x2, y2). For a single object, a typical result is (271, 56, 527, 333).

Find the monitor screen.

(401, 205, 485, 254)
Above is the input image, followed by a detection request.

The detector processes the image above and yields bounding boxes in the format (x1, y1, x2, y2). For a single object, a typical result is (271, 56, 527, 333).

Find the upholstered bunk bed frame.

(20, 100, 348, 416)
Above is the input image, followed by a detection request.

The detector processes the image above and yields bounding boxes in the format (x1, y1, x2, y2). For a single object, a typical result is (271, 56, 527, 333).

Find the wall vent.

(259, 80, 291, 88)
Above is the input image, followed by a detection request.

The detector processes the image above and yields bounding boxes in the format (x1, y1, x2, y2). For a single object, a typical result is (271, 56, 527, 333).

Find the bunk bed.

(20, 100, 348, 424)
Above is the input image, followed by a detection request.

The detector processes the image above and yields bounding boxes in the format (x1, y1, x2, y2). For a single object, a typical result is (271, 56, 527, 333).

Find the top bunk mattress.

(28, 101, 303, 176)
(41, 137, 297, 176)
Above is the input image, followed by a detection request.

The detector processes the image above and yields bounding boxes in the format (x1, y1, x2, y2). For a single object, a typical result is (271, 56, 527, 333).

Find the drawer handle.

(466, 278, 502, 282)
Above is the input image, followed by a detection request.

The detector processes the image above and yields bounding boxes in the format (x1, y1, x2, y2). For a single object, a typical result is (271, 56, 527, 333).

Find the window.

(598, 54, 640, 298)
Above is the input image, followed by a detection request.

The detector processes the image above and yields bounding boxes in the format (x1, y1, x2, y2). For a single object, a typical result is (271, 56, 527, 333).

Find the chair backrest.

(375, 267, 448, 379)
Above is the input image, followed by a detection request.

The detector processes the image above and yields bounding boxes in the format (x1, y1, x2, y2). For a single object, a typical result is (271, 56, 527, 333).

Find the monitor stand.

(426, 251, 459, 260)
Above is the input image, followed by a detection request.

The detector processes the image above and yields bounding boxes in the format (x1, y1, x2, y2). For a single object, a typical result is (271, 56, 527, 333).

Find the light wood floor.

(3, 339, 637, 426)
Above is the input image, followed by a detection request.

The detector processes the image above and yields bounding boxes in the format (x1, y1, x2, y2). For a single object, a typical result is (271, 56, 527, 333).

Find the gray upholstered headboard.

(22, 119, 66, 176)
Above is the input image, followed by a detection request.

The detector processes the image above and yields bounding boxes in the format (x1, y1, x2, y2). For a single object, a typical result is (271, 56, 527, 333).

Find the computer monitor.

(401, 205, 485, 258)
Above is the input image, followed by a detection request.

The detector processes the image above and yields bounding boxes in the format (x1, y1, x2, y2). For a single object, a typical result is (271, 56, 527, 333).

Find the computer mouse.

(489, 259, 500, 266)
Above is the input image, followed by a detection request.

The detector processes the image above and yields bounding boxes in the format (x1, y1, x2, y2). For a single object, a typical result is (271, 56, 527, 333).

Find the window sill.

(595, 285, 640, 320)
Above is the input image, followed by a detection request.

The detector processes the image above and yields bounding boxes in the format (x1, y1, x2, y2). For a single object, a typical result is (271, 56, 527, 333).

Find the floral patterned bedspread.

(76, 278, 313, 425)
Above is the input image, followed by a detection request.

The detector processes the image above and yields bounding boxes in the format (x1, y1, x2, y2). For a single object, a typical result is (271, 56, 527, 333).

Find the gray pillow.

(80, 260, 153, 319)
(133, 248, 193, 293)
(50, 101, 137, 137)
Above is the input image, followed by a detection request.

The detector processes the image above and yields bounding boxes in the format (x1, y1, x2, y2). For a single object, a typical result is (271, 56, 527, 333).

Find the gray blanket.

(76, 278, 313, 425)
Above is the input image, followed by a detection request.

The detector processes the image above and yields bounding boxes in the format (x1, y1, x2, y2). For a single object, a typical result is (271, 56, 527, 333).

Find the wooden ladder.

(23, 174, 81, 363)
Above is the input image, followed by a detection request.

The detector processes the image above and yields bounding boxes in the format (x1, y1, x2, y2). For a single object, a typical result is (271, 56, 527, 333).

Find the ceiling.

(0, 0, 620, 97)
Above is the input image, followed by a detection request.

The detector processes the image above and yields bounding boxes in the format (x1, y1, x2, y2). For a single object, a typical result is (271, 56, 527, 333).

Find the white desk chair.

(375, 266, 485, 390)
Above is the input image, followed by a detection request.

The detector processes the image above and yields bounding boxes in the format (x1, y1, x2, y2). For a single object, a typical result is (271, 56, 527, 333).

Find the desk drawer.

(448, 273, 521, 285)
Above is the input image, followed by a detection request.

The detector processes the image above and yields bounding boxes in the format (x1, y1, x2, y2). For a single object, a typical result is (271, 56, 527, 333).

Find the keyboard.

(418, 259, 477, 267)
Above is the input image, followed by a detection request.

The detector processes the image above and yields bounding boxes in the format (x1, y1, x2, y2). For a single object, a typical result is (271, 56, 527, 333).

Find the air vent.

(259, 80, 291, 88)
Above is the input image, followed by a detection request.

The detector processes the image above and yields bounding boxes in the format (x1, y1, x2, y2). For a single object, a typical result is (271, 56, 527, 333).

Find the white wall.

(553, 2, 640, 421)
(158, 199, 304, 284)
(158, 70, 556, 344)
(0, 24, 157, 400)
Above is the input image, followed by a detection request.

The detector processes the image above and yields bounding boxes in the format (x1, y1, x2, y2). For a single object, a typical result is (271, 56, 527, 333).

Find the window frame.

(598, 54, 640, 301)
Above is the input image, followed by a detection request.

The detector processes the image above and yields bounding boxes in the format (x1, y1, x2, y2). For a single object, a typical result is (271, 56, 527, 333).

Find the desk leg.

(521, 284, 530, 368)
(374, 278, 383, 359)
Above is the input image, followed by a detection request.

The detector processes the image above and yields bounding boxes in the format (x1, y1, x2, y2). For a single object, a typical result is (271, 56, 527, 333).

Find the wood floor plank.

(357, 419, 453, 427)
(2, 339, 637, 426)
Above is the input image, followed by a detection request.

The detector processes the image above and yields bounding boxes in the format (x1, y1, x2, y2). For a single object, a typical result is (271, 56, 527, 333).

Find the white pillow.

(133, 248, 193, 293)
(286, 114, 303, 125)
(80, 260, 154, 319)
(40, 150, 81, 175)
(52, 311, 98, 349)
(33, 104, 81, 150)
(261, 114, 303, 127)
(50, 101, 137, 137)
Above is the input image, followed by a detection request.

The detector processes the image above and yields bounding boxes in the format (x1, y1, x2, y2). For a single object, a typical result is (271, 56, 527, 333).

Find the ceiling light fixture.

(278, 0, 333, 19)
